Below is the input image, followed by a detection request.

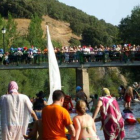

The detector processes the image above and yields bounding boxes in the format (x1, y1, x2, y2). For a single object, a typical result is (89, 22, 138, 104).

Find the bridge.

(0, 61, 140, 70)
(0, 51, 140, 97)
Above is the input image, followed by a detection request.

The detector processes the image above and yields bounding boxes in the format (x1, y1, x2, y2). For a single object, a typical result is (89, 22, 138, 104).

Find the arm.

(44, 101, 47, 106)
(25, 95, 38, 121)
(72, 117, 81, 140)
(84, 93, 88, 100)
(67, 124, 75, 138)
(23, 121, 38, 139)
(88, 99, 93, 104)
(92, 120, 96, 132)
(92, 100, 102, 120)
(70, 99, 74, 109)
(135, 90, 140, 98)
(124, 92, 126, 98)
(130, 92, 134, 100)
(31, 110, 38, 121)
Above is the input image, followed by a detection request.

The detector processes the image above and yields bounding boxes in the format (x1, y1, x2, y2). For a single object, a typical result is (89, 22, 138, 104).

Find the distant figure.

(75, 86, 90, 110)
(0, 81, 38, 140)
(132, 82, 140, 99)
(63, 94, 74, 112)
(24, 119, 42, 140)
(89, 94, 99, 113)
(42, 90, 75, 140)
(72, 100, 99, 140)
(93, 88, 125, 140)
(118, 85, 125, 99)
(33, 91, 47, 119)
(124, 86, 133, 109)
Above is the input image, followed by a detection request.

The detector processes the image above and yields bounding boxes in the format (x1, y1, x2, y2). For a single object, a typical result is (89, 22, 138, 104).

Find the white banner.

(46, 26, 61, 105)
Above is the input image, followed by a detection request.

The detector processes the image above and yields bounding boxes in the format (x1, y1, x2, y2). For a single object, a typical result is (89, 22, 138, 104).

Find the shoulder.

(61, 106, 69, 113)
(99, 96, 104, 101)
(19, 94, 30, 99)
(73, 115, 80, 122)
(0, 94, 7, 98)
(86, 113, 92, 118)
(0, 95, 7, 101)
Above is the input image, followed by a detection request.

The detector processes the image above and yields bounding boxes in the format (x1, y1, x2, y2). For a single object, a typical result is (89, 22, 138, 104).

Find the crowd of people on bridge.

(2, 80, 140, 140)
(0, 44, 140, 65)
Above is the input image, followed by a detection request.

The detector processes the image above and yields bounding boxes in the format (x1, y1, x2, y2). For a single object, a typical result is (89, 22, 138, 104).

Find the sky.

(58, 0, 140, 26)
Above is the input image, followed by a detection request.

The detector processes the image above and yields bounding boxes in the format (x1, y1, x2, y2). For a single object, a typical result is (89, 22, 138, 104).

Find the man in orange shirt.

(42, 90, 75, 140)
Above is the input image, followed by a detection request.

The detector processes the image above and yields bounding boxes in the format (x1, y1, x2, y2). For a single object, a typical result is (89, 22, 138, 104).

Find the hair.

(52, 90, 65, 101)
(102, 88, 110, 96)
(94, 94, 98, 99)
(125, 86, 133, 96)
(76, 100, 86, 115)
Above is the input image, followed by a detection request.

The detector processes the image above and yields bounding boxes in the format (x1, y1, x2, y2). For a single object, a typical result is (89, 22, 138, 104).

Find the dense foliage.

(0, 68, 77, 98)
(0, 0, 118, 46)
(119, 6, 140, 45)
(118, 6, 140, 86)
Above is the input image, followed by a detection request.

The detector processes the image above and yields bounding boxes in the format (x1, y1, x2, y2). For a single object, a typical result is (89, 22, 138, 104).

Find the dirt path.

(15, 15, 81, 46)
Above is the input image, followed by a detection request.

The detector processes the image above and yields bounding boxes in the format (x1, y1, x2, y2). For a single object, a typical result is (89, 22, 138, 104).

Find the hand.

(23, 135, 29, 139)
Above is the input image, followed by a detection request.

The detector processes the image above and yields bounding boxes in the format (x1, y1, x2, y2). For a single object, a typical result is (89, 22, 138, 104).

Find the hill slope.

(0, 0, 118, 46)
(15, 15, 80, 46)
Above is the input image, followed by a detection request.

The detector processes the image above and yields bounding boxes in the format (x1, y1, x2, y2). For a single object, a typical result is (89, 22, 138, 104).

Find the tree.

(6, 13, 17, 49)
(0, 15, 5, 49)
(69, 37, 81, 46)
(119, 6, 140, 45)
(82, 27, 108, 46)
(27, 14, 44, 47)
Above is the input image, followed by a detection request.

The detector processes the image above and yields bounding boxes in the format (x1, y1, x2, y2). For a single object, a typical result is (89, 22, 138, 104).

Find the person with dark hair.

(63, 94, 74, 112)
(42, 90, 75, 140)
(0, 81, 38, 140)
(33, 91, 47, 119)
(24, 119, 42, 140)
(72, 100, 99, 140)
(118, 85, 125, 99)
(75, 86, 90, 110)
(89, 94, 99, 113)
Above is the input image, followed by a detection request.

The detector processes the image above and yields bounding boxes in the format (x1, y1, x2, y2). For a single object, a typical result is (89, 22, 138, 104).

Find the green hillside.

(0, 0, 118, 46)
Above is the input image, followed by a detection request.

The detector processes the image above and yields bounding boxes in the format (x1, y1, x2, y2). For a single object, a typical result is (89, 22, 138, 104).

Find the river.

(0, 100, 140, 140)
(71, 100, 140, 140)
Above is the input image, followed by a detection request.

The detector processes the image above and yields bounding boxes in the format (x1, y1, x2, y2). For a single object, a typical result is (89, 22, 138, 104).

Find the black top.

(33, 98, 44, 110)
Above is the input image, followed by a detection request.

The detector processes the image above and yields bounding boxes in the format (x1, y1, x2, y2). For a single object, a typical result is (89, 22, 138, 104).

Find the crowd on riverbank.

(1, 81, 140, 140)
(0, 44, 140, 65)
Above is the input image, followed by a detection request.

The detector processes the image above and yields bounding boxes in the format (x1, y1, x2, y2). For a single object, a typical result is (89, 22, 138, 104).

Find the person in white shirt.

(0, 81, 38, 140)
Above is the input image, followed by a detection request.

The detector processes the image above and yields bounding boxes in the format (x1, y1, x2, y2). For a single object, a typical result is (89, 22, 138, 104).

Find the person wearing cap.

(75, 86, 90, 110)
(93, 88, 125, 140)
(33, 91, 47, 119)
(0, 81, 38, 140)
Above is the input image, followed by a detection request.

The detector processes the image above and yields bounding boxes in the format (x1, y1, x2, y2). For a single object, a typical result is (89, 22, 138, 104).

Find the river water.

(71, 100, 140, 140)
(0, 100, 139, 140)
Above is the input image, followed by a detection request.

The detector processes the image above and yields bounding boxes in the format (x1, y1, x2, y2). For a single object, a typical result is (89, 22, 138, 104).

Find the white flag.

(46, 26, 61, 105)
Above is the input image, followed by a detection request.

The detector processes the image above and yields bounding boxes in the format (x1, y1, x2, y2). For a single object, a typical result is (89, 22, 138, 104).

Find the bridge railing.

(0, 51, 140, 66)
